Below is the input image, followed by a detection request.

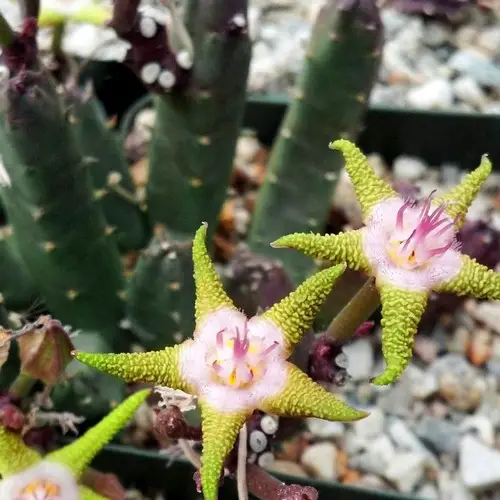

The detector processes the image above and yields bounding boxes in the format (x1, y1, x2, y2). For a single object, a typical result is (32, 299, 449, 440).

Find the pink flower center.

(16, 479, 62, 500)
(206, 326, 279, 389)
(386, 191, 458, 270)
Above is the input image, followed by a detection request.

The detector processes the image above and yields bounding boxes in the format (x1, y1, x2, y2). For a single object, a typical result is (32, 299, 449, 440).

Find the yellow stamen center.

(16, 479, 62, 500)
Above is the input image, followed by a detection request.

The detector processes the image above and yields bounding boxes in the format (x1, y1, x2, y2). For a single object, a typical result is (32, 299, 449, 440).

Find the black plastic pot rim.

(91, 443, 419, 500)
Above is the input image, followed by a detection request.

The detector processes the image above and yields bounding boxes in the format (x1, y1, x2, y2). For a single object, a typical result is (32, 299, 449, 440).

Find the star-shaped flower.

(0, 389, 149, 500)
(73, 223, 367, 500)
(273, 139, 500, 386)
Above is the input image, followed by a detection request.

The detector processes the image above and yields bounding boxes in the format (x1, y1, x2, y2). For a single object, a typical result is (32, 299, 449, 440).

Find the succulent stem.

(326, 277, 380, 341)
(8, 372, 36, 400)
(109, 0, 140, 34)
(20, 0, 40, 20)
(0, 14, 15, 47)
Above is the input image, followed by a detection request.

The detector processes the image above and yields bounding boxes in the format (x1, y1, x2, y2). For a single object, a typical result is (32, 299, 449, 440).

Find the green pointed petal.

(39, 5, 110, 25)
(262, 264, 346, 352)
(371, 285, 428, 386)
(0, 426, 41, 477)
(199, 402, 248, 500)
(330, 139, 396, 219)
(74, 345, 188, 390)
(79, 485, 108, 500)
(47, 389, 150, 478)
(272, 230, 370, 272)
(72, 6, 111, 24)
(433, 155, 492, 228)
(193, 223, 236, 326)
(260, 363, 367, 421)
(434, 254, 500, 299)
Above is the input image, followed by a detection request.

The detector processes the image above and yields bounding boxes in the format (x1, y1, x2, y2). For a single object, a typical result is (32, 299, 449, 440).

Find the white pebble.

(139, 16, 157, 38)
(415, 482, 439, 499)
(424, 22, 451, 47)
(249, 430, 267, 453)
(452, 75, 487, 109)
(176, 50, 193, 70)
(306, 418, 344, 439)
(232, 13, 246, 28)
(384, 451, 427, 493)
(158, 70, 176, 89)
(140, 62, 161, 84)
(469, 301, 500, 334)
(257, 451, 274, 468)
(0, 159, 11, 187)
(413, 372, 439, 399)
(352, 408, 385, 439)
(301, 442, 337, 480)
(476, 27, 500, 57)
(342, 338, 374, 381)
(350, 434, 395, 476)
(407, 78, 453, 110)
(393, 155, 428, 182)
(260, 415, 279, 435)
(459, 415, 494, 447)
(460, 435, 500, 492)
(449, 48, 500, 87)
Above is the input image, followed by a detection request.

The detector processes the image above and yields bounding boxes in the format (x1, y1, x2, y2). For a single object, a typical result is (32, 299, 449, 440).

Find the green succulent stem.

(248, 0, 383, 285)
(326, 277, 379, 341)
(0, 13, 15, 47)
(8, 372, 36, 400)
(147, 0, 251, 241)
(0, 69, 126, 350)
(51, 21, 65, 58)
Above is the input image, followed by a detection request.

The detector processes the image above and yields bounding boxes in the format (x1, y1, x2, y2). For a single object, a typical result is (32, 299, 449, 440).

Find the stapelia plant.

(273, 139, 500, 386)
(73, 223, 367, 500)
(0, 389, 149, 499)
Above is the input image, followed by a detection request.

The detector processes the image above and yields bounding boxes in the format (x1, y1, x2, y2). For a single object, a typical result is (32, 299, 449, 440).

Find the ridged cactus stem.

(125, 228, 195, 350)
(147, 0, 252, 241)
(0, 22, 126, 350)
(248, 0, 383, 285)
(0, 13, 15, 46)
(0, 226, 38, 309)
(65, 83, 148, 251)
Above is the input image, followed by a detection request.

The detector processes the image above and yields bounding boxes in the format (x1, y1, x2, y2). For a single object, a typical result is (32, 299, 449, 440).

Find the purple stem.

(157, 406, 319, 499)
(108, 0, 188, 93)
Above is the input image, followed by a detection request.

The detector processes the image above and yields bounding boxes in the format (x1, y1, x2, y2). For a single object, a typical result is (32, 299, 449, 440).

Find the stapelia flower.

(272, 139, 500, 386)
(73, 223, 367, 500)
(0, 389, 149, 500)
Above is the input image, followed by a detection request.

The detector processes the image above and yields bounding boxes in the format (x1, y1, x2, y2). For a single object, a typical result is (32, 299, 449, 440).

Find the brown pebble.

(219, 199, 235, 235)
(213, 234, 236, 262)
(130, 157, 149, 188)
(467, 329, 492, 366)
(342, 470, 362, 485)
(386, 71, 413, 85)
(336, 450, 349, 479)
(276, 435, 309, 463)
(266, 460, 309, 479)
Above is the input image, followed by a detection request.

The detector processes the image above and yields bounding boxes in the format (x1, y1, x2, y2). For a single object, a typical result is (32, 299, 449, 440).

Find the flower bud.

(17, 316, 74, 384)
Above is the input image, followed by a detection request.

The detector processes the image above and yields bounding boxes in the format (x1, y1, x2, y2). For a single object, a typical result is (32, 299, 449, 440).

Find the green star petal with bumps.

(0, 389, 149, 499)
(73, 223, 368, 500)
(272, 139, 500, 386)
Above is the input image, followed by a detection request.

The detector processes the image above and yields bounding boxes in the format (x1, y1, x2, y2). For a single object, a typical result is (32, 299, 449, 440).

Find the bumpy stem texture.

(0, 227, 38, 309)
(0, 68, 126, 350)
(147, 0, 251, 240)
(66, 89, 147, 251)
(125, 229, 195, 349)
(248, 0, 383, 284)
